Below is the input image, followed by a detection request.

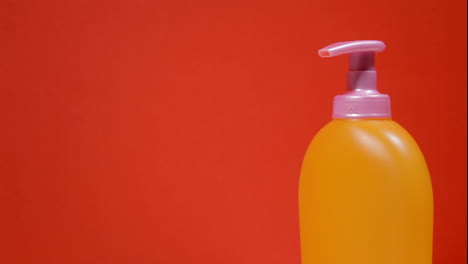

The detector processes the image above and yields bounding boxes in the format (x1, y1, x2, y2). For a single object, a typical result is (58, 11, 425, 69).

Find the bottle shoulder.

(308, 119, 425, 161)
(315, 119, 414, 143)
(320, 119, 406, 132)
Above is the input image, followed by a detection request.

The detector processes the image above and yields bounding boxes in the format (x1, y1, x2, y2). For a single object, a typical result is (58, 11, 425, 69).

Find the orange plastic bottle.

(299, 41, 433, 264)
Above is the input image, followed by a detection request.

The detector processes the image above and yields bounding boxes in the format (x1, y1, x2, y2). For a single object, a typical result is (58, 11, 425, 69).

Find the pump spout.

(318, 40, 385, 58)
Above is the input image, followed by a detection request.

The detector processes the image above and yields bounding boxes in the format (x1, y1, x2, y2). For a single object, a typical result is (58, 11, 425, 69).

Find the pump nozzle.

(318, 40, 385, 58)
(318, 40, 391, 119)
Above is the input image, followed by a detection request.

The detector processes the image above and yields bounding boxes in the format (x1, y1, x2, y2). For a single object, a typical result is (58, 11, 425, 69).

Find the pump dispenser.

(299, 40, 433, 264)
(318, 40, 391, 118)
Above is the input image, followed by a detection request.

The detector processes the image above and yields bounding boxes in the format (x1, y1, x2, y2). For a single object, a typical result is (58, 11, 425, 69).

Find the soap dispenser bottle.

(299, 40, 433, 264)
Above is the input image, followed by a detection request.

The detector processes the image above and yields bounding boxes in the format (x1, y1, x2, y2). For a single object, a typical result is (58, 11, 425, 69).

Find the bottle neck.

(332, 70, 392, 119)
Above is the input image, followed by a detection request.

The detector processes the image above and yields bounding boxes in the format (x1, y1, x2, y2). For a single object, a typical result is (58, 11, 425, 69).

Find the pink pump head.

(318, 40, 391, 119)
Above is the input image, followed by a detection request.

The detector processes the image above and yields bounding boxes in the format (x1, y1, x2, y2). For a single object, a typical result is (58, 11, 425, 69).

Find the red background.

(1, 0, 466, 263)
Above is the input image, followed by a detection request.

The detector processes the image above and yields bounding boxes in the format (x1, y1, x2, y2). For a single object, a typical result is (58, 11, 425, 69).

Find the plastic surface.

(318, 40, 385, 58)
(318, 40, 392, 119)
(299, 119, 433, 264)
